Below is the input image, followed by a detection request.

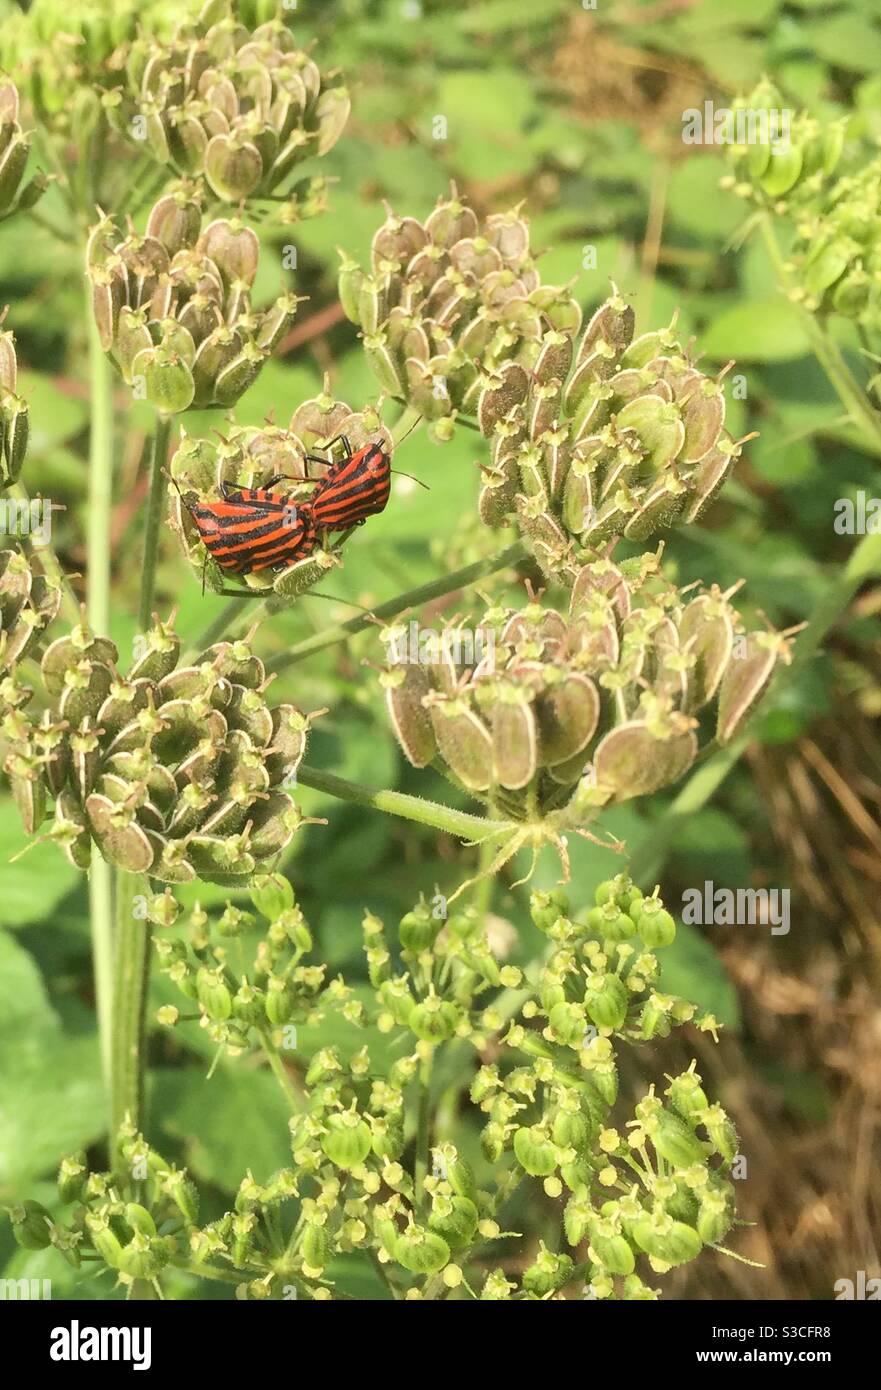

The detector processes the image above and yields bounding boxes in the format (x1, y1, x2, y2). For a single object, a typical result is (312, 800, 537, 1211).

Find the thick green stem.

(110, 872, 151, 1152)
(257, 1027, 305, 1113)
(138, 414, 172, 631)
(269, 539, 529, 673)
(86, 312, 114, 637)
(413, 1053, 434, 1212)
(85, 304, 116, 1113)
(296, 765, 508, 840)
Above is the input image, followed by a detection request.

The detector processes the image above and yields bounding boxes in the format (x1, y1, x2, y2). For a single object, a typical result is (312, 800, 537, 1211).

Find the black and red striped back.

(311, 443, 391, 530)
(185, 492, 317, 574)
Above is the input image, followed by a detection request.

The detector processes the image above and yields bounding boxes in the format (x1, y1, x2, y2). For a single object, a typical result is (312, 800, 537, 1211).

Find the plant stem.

(257, 1027, 305, 1113)
(138, 413, 172, 631)
(86, 312, 114, 637)
(85, 302, 116, 1112)
(269, 539, 529, 673)
(413, 1053, 434, 1211)
(296, 765, 508, 840)
(759, 215, 881, 453)
(110, 872, 150, 1152)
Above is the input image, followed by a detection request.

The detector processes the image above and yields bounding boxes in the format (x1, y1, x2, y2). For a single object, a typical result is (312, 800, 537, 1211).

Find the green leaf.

(0, 798, 82, 927)
(152, 1064, 293, 1191)
(805, 13, 881, 73)
(0, 931, 104, 1196)
(17, 371, 88, 450)
(700, 298, 811, 362)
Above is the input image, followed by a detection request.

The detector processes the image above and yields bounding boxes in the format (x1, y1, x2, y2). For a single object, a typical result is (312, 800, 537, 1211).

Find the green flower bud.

(586, 901, 636, 942)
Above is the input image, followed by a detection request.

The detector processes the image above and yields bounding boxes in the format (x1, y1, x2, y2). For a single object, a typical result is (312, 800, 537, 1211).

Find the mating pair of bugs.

(182, 434, 393, 588)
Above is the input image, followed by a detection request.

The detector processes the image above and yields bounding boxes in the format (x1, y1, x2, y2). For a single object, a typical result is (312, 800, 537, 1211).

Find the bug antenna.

(390, 467, 429, 490)
(393, 413, 423, 448)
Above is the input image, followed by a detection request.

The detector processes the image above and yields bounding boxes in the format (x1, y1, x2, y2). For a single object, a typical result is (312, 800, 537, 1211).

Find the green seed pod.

(10, 1199, 53, 1250)
(633, 897, 676, 949)
(594, 717, 698, 802)
(428, 1195, 479, 1250)
(164, 1170, 199, 1225)
(265, 975, 294, 1025)
(250, 872, 295, 920)
(302, 1221, 331, 1272)
(651, 1109, 708, 1168)
(563, 1192, 592, 1246)
(513, 1125, 558, 1177)
(196, 965, 233, 1022)
(86, 1212, 125, 1269)
(586, 902, 636, 943)
(337, 249, 366, 324)
(530, 888, 570, 934)
(584, 973, 628, 1031)
(426, 695, 493, 791)
(697, 1189, 733, 1244)
(666, 1066, 709, 1123)
(398, 901, 441, 953)
(589, 1217, 636, 1276)
(552, 1106, 590, 1151)
(716, 630, 788, 743)
(522, 1244, 574, 1296)
(633, 1212, 702, 1267)
(124, 1203, 157, 1238)
(409, 995, 459, 1043)
(321, 1112, 373, 1170)
(57, 1151, 87, 1205)
(549, 1000, 588, 1046)
(394, 1226, 450, 1275)
(701, 1104, 739, 1161)
(381, 663, 436, 768)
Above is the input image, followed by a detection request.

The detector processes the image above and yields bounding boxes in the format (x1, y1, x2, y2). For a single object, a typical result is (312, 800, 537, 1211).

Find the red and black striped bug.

(305, 434, 392, 530)
(181, 483, 317, 578)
